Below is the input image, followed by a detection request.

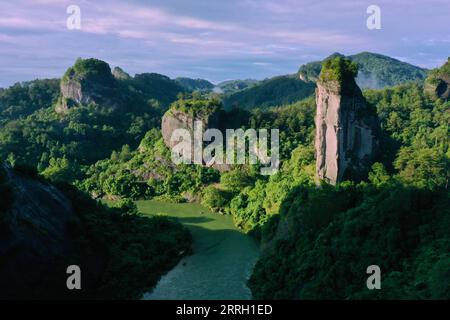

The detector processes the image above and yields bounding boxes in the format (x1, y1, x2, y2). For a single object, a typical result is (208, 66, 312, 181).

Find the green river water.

(137, 200, 260, 300)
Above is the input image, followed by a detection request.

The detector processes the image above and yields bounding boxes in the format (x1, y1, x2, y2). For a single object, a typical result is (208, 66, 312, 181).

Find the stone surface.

(161, 108, 231, 172)
(315, 77, 379, 185)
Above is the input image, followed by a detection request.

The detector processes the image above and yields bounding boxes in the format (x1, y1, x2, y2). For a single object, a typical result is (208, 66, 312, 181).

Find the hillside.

(0, 58, 185, 178)
(0, 79, 59, 125)
(222, 75, 315, 110)
(215, 79, 260, 94)
(298, 52, 428, 89)
(175, 77, 215, 92)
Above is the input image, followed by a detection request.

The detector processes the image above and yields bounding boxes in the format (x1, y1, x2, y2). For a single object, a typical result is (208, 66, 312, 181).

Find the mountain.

(0, 58, 185, 174)
(56, 58, 185, 113)
(298, 52, 428, 89)
(57, 58, 124, 113)
(215, 79, 260, 94)
(222, 75, 315, 109)
(175, 77, 214, 92)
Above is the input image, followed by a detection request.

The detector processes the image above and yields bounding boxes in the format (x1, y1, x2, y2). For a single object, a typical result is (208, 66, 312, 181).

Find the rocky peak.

(56, 58, 123, 113)
(315, 57, 380, 185)
(112, 66, 131, 80)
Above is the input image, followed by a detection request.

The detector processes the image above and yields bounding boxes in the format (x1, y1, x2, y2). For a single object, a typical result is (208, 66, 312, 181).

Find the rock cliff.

(161, 98, 231, 172)
(56, 58, 123, 113)
(315, 57, 379, 185)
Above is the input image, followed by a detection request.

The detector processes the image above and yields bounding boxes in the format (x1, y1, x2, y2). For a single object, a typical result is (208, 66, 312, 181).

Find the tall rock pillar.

(315, 58, 379, 185)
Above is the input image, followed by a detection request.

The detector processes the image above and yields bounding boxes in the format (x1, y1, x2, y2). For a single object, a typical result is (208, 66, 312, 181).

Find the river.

(137, 200, 260, 300)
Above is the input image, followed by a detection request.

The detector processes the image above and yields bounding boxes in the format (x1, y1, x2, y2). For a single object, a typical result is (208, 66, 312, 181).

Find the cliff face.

(161, 101, 231, 172)
(315, 60, 379, 185)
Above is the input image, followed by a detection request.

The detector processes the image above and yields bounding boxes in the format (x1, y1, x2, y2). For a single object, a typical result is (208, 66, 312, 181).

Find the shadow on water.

(143, 224, 259, 300)
(137, 200, 260, 300)
(173, 216, 215, 224)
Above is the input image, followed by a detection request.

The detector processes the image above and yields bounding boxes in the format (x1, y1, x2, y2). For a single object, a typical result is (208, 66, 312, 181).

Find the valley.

(138, 201, 259, 300)
(0, 52, 448, 300)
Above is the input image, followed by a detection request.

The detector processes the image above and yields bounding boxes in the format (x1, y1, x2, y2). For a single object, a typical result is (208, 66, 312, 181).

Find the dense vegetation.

(249, 183, 449, 299)
(351, 52, 428, 88)
(79, 128, 220, 201)
(0, 79, 59, 125)
(319, 57, 359, 84)
(170, 93, 222, 116)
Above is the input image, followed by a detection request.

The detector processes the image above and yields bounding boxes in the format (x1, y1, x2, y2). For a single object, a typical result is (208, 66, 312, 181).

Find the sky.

(0, 0, 449, 87)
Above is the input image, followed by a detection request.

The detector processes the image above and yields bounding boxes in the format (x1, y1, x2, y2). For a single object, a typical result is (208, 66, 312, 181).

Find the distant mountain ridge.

(298, 52, 428, 89)
(215, 79, 260, 94)
(175, 77, 214, 92)
(0, 53, 433, 116)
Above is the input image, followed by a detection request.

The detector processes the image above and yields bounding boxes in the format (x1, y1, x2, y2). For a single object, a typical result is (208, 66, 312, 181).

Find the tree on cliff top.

(319, 56, 359, 85)
(62, 58, 114, 83)
(169, 94, 222, 116)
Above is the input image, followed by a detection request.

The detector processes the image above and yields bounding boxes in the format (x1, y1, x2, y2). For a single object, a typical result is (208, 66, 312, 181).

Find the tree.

(201, 186, 229, 212)
(368, 162, 391, 188)
(220, 169, 254, 192)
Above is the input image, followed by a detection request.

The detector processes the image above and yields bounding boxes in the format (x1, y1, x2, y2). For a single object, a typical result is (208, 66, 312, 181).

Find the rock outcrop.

(56, 58, 123, 113)
(425, 57, 450, 101)
(315, 57, 379, 185)
(161, 98, 231, 172)
(162, 108, 219, 150)
(112, 66, 131, 80)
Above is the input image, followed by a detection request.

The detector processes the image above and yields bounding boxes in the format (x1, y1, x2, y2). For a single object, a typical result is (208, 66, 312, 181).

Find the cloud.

(0, 0, 449, 87)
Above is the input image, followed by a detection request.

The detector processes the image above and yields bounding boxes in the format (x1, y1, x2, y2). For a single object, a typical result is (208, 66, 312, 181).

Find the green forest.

(0, 54, 448, 299)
